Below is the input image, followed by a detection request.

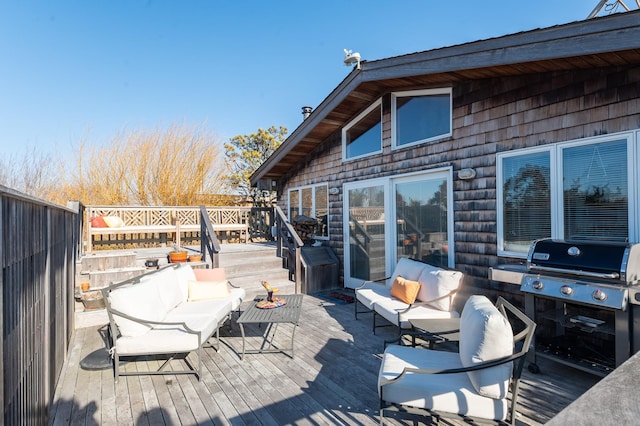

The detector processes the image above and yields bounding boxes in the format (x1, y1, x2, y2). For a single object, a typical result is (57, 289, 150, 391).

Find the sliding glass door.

(344, 169, 453, 288)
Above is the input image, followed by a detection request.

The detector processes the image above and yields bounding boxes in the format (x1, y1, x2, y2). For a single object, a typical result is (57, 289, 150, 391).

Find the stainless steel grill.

(518, 238, 640, 376)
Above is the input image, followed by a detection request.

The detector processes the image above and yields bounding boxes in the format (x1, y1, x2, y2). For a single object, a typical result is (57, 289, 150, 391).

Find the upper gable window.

(342, 99, 382, 161)
(391, 88, 452, 149)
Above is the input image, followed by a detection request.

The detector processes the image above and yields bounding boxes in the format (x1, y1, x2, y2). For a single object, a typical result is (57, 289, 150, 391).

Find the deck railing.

(85, 205, 274, 252)
(0, 185, 80, 425)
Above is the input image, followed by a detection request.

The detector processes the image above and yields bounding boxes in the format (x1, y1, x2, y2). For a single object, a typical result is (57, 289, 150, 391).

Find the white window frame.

(391, 87, 453, 150)
(342, 167, 455, 287)
(287, 183, 330, 240)
(342, 98, 382, 162)
(497, 130, 637, 258)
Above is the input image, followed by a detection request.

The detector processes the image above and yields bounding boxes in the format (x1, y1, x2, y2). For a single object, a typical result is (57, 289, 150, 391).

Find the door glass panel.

(348, 185, 386, 281)
(396, 177, 448, 267)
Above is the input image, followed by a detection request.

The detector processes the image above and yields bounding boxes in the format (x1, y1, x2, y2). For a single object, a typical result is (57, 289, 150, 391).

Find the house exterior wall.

(279, 65, 640, 298)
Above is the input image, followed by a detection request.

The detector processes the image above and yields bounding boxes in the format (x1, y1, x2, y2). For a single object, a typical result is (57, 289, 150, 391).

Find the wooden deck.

(49, 295, 600, 425)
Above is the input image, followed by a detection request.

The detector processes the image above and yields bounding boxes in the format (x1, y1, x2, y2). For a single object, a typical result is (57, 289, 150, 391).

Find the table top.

(237, 294, 304, 325)
(409, 317, 461, 340)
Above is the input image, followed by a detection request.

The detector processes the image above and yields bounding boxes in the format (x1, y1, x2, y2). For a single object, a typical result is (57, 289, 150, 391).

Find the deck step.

(80, 251, 137, 273)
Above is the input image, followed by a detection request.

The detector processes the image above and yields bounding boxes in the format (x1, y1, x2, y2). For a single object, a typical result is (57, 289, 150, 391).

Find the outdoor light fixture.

(329, 187, 340, 195)
(458, 168, 476, 180)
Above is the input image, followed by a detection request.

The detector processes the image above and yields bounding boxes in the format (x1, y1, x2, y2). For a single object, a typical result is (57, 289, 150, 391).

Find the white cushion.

(173, 264, 197, 300)
(108, 280, 167, 337)
(187, 280, 230, 301)
(355, 283, 392, 309)
(416, 268, 463, 311)
(165, 298, 232, 326)
(459, 295, 514, 399)
(374, 297, 459, 328)
(140, 267, 184, 311)
(379, 345, 508, 421)
(389, 258, 428, 287)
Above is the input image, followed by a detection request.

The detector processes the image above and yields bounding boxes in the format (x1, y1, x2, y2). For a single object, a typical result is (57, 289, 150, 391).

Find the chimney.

(301, 106, 313, 120)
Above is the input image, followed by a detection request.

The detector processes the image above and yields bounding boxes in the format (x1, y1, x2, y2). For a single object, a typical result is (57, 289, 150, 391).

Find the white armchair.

(378, 295, 536, 425)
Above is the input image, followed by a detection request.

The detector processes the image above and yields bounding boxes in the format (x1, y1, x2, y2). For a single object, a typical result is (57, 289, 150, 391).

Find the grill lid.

(527, 238, 640, 284)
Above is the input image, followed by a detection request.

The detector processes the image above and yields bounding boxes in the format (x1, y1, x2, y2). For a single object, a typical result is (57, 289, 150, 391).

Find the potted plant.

(168, 243, 188, 263)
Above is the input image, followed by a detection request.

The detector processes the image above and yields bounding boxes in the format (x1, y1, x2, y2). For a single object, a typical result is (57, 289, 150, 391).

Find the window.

(497, 133, 634, 257)
(288, 183, 329, 238)
(392, 88, 452, 149)
(342, 99, 382, 160)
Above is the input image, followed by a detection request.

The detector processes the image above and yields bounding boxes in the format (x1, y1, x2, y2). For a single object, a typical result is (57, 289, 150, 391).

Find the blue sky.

(0, 1, 621, 158)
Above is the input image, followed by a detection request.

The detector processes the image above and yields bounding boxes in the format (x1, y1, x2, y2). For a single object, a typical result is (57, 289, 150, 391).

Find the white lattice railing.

(85, 206, 251, 252)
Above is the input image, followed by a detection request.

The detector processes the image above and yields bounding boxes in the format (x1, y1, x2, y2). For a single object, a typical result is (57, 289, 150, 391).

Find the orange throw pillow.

(90, 216, 107, 228)
(390, 276, 421, 304)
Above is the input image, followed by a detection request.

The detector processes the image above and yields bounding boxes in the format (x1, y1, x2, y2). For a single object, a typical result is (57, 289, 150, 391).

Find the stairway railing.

(273, 205, 303, 293)
(199, 205, 221, 268)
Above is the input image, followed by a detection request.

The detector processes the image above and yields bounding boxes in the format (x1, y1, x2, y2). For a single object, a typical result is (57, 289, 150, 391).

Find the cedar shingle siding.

(278, 65, 640, 296)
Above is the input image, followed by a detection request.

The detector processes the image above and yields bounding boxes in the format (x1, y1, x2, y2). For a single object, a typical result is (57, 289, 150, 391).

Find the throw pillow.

(193, 267, 227, 282)
(103, 216, 125, 227)
(90, 216, 108, 228)
(390, 276, 421, 304)
(187, 280, 230, 302)
(416, 267, 463, 311)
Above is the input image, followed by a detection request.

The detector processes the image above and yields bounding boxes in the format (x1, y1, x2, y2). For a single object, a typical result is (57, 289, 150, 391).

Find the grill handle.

(529, 265, 620, 280)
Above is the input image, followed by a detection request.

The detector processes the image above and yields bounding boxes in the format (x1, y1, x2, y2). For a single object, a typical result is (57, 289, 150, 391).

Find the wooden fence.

(0, 185, 80, 425)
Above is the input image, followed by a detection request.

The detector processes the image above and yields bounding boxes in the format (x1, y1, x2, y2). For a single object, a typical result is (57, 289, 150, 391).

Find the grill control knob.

(560, 285, 573, 296)
(592, 289, 607, 302)
(532, 280, 544, 290)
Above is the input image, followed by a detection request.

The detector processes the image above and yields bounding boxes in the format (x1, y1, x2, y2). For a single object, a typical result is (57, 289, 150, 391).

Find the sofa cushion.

(416, 268, 463, 311)
(173, 264, 197, 300)
(355, 283, 392, 310)
(108, 280, 167, 337)
(90, 216, 108, 228)
(140, 267, 184, 311)
(389, 258, 428, 287)
(459, 295, 514, 399)
(390, 276, 421, 304)
(187, 280, 230, 301)
(375, 297, 459, 328)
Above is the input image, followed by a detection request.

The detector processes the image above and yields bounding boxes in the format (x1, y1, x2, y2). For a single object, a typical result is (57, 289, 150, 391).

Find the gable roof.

(250, 11, 640, 186)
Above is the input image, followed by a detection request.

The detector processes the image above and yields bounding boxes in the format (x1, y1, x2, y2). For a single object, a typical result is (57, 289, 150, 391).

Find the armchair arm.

(380, 351, 525, 387)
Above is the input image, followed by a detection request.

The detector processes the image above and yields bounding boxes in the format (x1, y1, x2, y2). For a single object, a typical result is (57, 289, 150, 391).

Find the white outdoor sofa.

(101, 263, 245, 382)
(355, 257, 463, 334)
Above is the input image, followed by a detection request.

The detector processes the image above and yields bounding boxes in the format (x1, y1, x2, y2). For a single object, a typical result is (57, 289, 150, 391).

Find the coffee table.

(405, 317, 461, 349)
(236, 294, 303, 359)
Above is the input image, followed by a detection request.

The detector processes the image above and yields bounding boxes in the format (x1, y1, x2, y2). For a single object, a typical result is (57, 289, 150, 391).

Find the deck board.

(50, 295, 600, 425)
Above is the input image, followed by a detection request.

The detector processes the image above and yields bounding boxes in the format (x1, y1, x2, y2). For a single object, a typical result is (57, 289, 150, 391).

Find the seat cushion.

(379, 345, 508, 421)
(375, 297, 459, 328)
(459, 295, 514, 399)
(416, 267, 463, 311)
(355, 283, 391, 310)
(173, 263, 197, 300)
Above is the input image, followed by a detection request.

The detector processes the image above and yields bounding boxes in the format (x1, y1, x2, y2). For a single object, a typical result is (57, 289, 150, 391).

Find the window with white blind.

(497, 132, 634, 257)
